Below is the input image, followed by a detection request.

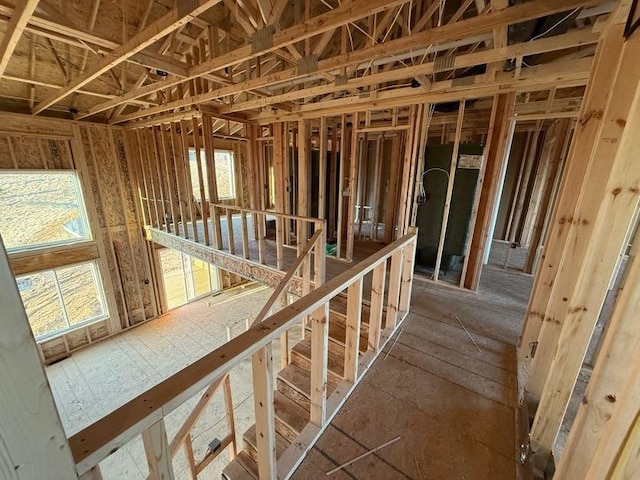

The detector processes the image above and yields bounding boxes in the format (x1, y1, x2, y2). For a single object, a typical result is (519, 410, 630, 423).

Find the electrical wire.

(530, 8, 580, 41)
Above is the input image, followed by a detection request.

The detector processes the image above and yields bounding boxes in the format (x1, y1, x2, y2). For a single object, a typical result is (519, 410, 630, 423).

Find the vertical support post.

(433, 100, 465, 280)
(251, 345, 276, 479)
(328, 123, 338, 241)
(225, 208, 235, 254)
(337, 115, 348, 257)
(142, 419, 176, 480)
(368, 260, 387, 351)
(384, 134, 401, 243)
(202, 115, 222, 249)
(0, 237, 77, 478)
(399, 229, 417, 314)
(274, 122, 286, 270)
(554, 242, 640, 478)
(298, 120, 310, 243)
(385, 249, 404, 330)
(192, 117, 210, 246)
(310, 302, 329, 426)
(463, 92, 516, 290)
(346, 114, 360, 261)
(223, 375, 238, 459)
(241, 211, 249, 259)
(344, 278, 363, 383)
(319, 116, 327, 220)
(529, 31, 640, 452)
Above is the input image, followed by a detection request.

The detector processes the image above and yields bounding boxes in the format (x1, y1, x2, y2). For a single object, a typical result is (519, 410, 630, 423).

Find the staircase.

(222, 295, 372, 479)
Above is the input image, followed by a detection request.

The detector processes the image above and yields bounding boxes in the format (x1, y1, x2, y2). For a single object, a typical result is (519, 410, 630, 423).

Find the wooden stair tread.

(277, 363, 340, 400)
(305, 321, 368, 353)
(274, 390, 309, 442)
(243, 425, 290, 463)
(291, 339, 346, 378)
(222, 451, 258, 480)
(330, 296, 371, 325)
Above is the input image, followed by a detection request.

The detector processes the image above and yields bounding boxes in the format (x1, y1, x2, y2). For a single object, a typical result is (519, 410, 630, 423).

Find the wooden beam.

(0, 0, 39, 78)
(32, 0, 223, 114)
(555, 217, 640, 477)
(528, 26, 640, 452)
(9, 242, 100, 276)
(84, 0, 410, 119)
(463, 92, 515, 290)
(518, 23, 627, 401)
(0, 235, 78, 478)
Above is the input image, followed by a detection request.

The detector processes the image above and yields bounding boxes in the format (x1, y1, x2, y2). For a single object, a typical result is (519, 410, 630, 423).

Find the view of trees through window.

(1, 171, 107, 339)
(188, 149, 236, 201)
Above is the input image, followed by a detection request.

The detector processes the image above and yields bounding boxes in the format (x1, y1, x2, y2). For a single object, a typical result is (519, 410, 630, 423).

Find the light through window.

(0, 171, 91, 252)
(188, 149, 236, 201)
(159, 248, 220, 310)
(17, 261, 108, 339)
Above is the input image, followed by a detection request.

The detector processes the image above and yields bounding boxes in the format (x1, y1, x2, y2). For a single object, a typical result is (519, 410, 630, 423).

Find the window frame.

(0, 169, 94, 254)
(17, 260, 109, 341)
(187, 148, 237, 202)
(158, 248, 221, 311)
(214, 149, 236, 200)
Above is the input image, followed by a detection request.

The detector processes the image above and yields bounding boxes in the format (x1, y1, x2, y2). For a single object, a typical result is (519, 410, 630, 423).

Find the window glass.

(17, 262, 107, 339)
(215, 151, 236, 200)
(159, 248, 219, 310)
(159, 248, 187, 310)
(0, 171, 91, 252)
(188, 149, 236, 201)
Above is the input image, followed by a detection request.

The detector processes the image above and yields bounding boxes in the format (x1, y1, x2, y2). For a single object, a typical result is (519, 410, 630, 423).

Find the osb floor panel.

(293, 266, 533, 480)
(46, 257, 533, 480)
(46, 282, 287, 480)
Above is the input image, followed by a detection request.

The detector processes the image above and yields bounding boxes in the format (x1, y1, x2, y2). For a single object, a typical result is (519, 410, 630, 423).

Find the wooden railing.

(69, 228, 417, 480)
(208, 203, 324, 275)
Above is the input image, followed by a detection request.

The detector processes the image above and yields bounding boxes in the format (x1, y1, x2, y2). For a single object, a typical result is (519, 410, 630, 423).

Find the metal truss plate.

(252, 25, 276, 53)
(434, 55, 456, 73)
(297, 54, 319, 75)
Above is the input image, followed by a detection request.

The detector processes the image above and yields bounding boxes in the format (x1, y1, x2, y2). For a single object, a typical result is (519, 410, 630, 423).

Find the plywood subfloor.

(293, 266, 533, 479)
(46, 282, 287, 480)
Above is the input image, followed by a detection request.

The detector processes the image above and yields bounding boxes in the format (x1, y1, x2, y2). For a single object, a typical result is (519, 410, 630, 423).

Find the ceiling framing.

(0, 0, 623, 128)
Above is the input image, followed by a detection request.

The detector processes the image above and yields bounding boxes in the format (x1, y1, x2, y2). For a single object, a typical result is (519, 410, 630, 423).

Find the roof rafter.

(32, 0, 223, 114)
(102, 0, 604, 123)
(0, 0, 40, 78)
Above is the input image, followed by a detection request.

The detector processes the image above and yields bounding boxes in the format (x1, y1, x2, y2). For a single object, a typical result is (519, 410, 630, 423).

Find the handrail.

(210, 203, 323, 225)
(252, 229, 323, 327)
(69, 230, 417, 476)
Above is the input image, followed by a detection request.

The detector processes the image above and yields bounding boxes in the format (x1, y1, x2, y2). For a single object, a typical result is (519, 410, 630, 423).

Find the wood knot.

(606, 394, 616, 403)
(612, 187, 622, 196)
(616, 118, 626, 127)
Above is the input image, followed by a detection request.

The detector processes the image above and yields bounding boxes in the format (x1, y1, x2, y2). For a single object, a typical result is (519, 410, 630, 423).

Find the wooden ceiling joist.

(32, 0, 223, 115)
(103, 0, 600, 124)
(79, 0, 411, 120)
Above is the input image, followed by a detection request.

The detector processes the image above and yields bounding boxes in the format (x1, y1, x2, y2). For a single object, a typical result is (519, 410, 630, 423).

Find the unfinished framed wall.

(0, 112, 157, 364)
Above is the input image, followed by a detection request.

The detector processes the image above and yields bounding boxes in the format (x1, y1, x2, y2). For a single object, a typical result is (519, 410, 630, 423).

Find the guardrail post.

(258, 213, 266, 265)
(398, 232, 417, 314)
(251, 345, 277, 479)
(241, 211, 250, 259)
(225, 208, 235, 255)
(344, 278, 363, 383)
(385, 249, 404, 330)
(368, 260, 387, 351)
(310, 302, 329, 426)
(142, 419, 175, 480)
